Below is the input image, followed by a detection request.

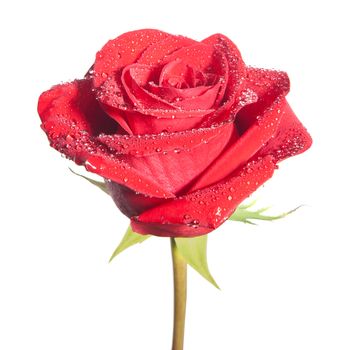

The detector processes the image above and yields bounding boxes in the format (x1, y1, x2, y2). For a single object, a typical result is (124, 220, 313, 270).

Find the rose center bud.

(159, 59, 217, 90)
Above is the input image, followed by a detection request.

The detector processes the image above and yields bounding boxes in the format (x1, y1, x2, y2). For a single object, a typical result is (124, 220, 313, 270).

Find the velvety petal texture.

(38, 29, 312, 238)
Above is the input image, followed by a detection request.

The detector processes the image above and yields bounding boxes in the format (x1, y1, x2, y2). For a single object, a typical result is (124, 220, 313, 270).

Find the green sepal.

(69, 168, 109, 195)
(109, 226, 151, 262)
(230, 202, 301, 225)
(175, 235, 219, 289)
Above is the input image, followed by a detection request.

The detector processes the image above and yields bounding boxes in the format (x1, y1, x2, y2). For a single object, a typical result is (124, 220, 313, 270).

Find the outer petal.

(97, 122, 235, 156)
(131, 156, 275, 237)
(106, 108, 215, 134)
(258, 101, 312, 161)
(101, 122, 237, 194)
(85, 155, 175, 198)
(189, 69, 290, 191)
(105, 182, 166, 218)
(38, 80, 175, 199)
(93, 29, 172, 88)
(38, 79, 119, 164)
(236, 68, 290, 132)
(38, 79, 119, 137)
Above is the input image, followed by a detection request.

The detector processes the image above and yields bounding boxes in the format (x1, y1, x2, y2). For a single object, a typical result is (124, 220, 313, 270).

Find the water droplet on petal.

(188, 219, 200, 228)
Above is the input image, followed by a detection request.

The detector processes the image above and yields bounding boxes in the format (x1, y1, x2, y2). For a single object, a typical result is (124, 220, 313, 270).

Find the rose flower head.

(38, 29, 312, 237)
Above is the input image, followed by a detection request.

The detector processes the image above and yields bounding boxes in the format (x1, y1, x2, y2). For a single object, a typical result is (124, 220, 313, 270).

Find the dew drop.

(183, 214, 192, 223)
(188, 219, 200, 228)
(66, 135, 74, 142)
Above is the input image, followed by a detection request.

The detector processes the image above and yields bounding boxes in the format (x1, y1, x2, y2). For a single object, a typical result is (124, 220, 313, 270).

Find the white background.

(1, 0, 349, 349)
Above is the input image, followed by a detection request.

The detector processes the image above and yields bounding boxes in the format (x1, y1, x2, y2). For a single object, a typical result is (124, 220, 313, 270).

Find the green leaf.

(109, 226, 151, 262)
(175, 235, 219, 289)
(229, 203, 302, 225)
(237, 199, 258, 210)
(69, 168, 109, 195)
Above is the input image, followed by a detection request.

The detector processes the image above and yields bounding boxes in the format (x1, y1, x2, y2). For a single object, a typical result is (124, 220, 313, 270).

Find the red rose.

(38, 29, 312, 237)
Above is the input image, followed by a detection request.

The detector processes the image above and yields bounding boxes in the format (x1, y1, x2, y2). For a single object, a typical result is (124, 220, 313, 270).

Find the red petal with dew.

(38, 79, 175, 198)
(93, 29, 172, 88)
(101, 122, 236, 194)
(258, 101, 312, 161)
(131, 156, 275, 237)
(189, 69, 290, 191)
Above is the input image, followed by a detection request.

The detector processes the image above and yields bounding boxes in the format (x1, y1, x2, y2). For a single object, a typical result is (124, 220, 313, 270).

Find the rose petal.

(97, 66, 215, 134)
(98, 103, 134, 135)
(100, 122, 236, 194)
(160, 43, 220, 73)
(236, 68, 290, 132)
(189, 97, 286, 191)
(38, 79, 175, 198)
(105, 182, 166, 217)
(105, 108, 214, 135)
(146, 84, 212, 102)
(200, 34, 246, 125)
(158, 59, 195, 88)
(121, 64, 176, 109)
(38, 79, 118, 136)
(38, 79, 119, 163)
(93, 29, 172, 88)
(98, 121, 233, 156)
(258, 101, 312, 161)
(95, 105, 214, 135)
(137, 35, 197, 66)
(131, 156, 275, 237)
(189, 69, 291, 191)
(85, 155, 175, 198)
(172, 82, 221, 110)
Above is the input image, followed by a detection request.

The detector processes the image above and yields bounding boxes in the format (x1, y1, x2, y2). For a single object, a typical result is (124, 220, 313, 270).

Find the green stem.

(171, 238, 187, 350)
